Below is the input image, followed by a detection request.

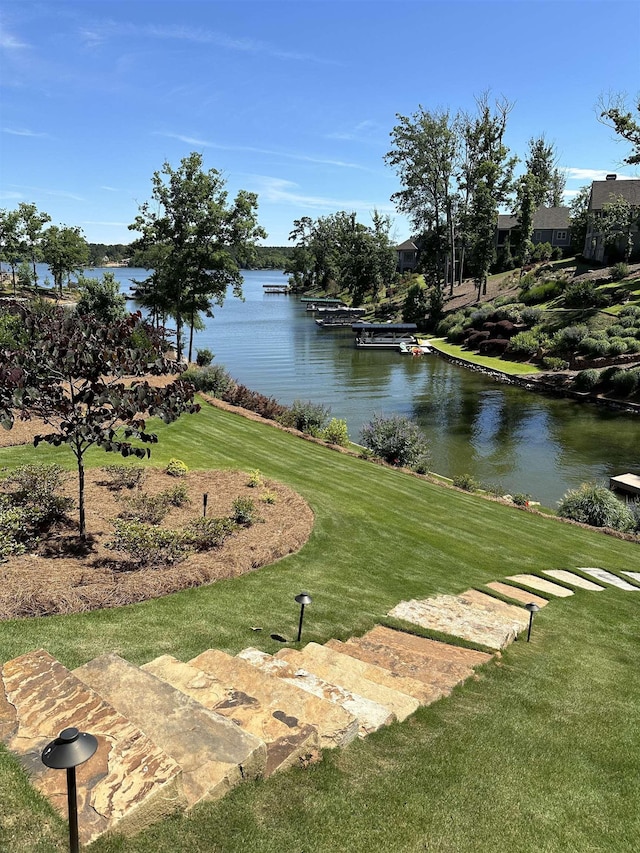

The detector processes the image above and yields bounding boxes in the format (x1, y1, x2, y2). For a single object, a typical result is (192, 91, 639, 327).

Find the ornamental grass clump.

(360, 414, 430, 471)
(557, 483, 635, 532)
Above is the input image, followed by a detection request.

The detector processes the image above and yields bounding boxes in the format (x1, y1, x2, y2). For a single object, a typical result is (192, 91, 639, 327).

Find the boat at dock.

(315, 307, 367, 327)
(399, 338, 431, 355)
(352, 322, 420, 349)
(300, 297, 346, 311)
(263, 284, 291, 294)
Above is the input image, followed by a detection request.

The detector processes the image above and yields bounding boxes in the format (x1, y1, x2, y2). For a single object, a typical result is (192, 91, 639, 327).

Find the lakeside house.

(396, 239, 419, 274)
(583, 175, 640, 263)
(496, 206, 572, 253)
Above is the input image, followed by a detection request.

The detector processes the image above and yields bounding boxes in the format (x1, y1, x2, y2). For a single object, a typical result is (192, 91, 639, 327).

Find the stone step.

(275, 644, 419, 721)
(143, 654, 320, 777)
(237, 647, 394, 737)
(486, 581, 549, 607)
(504, 574, 575, 597)
(1, 649, 185, 846)
(459, 589, 531, 627)
(188, 649, 358, 751)
(388, 592, 526, 650)
(622, 571, 640, 584)
(74, 654, 266, 808)
(324, 627, 491, 698)
(349, 625, 493, 683)
(542, 570, 605, 591)
(577, 567, 640, 591)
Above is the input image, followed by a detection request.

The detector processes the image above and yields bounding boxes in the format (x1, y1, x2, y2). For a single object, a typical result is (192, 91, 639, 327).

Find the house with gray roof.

(496, 206, 571, 252)
(583, 175, 640, 263)
(396, 239, 419, 274)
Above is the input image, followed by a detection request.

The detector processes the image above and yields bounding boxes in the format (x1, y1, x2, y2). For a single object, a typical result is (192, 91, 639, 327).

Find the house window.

(556, 231, 567, 240)
(403, 251, 415, 262)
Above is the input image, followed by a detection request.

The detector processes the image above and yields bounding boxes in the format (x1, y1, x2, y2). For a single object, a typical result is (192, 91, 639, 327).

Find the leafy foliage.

(279, 399, 331, 434)
(231, 496, 258, 525)
(100, 464, 147, 490)
(105, 519, 189, 566)
(453, 473, 479, 491)
(557, 483, 635, 531)
(321, 418, 350, 446)
(166, 458, 189, 477)
(0, 307, 199, 536)
(183, 516, 236, 550)
(195, 348, 214, 367)
(360, 414, 430, 470)
(76, 272, 127, 322)
(182, 364, 236, 397)
(118, 491, 170, 524)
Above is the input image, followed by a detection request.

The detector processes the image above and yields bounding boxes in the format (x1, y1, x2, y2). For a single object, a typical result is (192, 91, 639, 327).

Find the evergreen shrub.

(574, 369, 601, 391)
(557, 483, 634, 531)
(166, 458, 189, 477)
(360, 414, 430, 469)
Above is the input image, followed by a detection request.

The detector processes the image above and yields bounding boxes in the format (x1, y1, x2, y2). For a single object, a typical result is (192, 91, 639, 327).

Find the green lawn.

(429, 339, 541, 375)
(1, 402, 639, 852)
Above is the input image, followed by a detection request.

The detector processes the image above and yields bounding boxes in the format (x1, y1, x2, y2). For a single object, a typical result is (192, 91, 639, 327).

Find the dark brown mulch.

(0, 468, 313, 619)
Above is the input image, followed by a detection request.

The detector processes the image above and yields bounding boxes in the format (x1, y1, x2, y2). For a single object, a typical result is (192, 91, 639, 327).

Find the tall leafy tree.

(569, 185, 591, 255)
(386, 108, 460, 294)
(0, 307, 199, 538)
(41, 225, 89, 295)
(601, 194, 640, 262)
(464, 95, 516, 297)
(598, 93, 640, 165)
(129, 152, 266, 362)
(18, 202, 51, 287)
(0, 208, 23, 294)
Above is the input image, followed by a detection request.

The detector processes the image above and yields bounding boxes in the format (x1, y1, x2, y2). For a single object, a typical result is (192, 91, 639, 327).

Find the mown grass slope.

(1, 402, 638, 852)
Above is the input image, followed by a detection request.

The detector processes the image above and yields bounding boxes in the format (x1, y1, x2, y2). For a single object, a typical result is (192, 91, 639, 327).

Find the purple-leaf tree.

(0, 306, 200, 538)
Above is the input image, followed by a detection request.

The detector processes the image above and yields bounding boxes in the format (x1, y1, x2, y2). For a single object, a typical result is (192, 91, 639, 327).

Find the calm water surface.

(91, 267, 640, 507)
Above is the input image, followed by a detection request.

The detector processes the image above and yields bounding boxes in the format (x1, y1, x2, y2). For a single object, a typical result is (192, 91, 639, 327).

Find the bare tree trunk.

(77, 453, 86, 539)
(188, 307, 195, 363)
(458, 245, 466, 286)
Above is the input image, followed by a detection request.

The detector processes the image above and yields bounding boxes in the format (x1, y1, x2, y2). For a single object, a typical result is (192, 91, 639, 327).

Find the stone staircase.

(2, 569, 637, 846)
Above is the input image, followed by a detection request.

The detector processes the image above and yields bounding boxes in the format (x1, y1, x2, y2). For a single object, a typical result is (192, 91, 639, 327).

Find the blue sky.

(1, 0, 639, 247)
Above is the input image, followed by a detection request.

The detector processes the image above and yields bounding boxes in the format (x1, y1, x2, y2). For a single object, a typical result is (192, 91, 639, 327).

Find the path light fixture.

(41, 726, 98, 853)
(525, 602, 540, 642)
(295, 592, 312, 642)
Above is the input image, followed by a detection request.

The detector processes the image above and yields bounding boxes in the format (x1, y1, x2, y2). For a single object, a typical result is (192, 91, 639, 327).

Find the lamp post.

(42, 727, 98, 853)
(525, 602, 540, 642)
(295, 592, 312, 642)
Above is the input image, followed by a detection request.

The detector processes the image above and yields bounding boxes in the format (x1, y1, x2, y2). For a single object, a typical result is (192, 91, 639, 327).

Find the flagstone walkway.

(1, 565, 637, 845)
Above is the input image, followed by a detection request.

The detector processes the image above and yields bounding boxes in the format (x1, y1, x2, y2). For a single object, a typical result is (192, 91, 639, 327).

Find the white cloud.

(247, 175, 395, 214)
(326, 120, 383, 143)
(2, 127, 48, 138)
(0, 27, 28, 50)
(154, 132, 371, 171)
(100, 186, 120, 192)
(10, 185, 84, 201)
(0, 190, 22, 200)
(564, 167, 635, 182)
(82, 220, 129, 227)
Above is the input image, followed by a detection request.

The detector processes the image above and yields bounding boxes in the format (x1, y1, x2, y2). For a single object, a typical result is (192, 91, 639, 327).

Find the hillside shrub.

(606, 324, 625, 338)
(231, 496, 259, 525)
(521, 280, 562, 305)
(609, 368, 639, 396)
(629, 501, 640, 533)
(2, 464, 74, 529)
(279, 399, 331, 434)
(166, 458, 188, 477)
(195, 348, 214, 367)
(321, 418, 350, 446)
(478, 338, 510, 354)
(551, 325, 588, 355)
(360, 414, 430, 469)
(531, 242, 553, 262)
(557, 483, 634, 531)
(510, 330, 544, 357)
(512, 493, 532, 506)
(247, 469, 263, 488)
(610, 262, 629, 281)
(564, 280, 602, 308)
(118, 491, 169, 525)
(574, 369, 601, 391)
(182, 364, 236, 397)
(579, 337, 611, 358)
(608, 337, 629, 356)
(0, 504, 28, 561)
(223, 384, 287, 420)
(105, 520, 189, 565)
(542, 356, 568, 371)
(183, 517, 236, 550)
(453, 473, 478, 491)
(100, 464, 147, 490)
(521, 307, 542, 326)
(620, 305, 640, 320)
(447, 323, 467, 343)
(160, 484, 190, 507)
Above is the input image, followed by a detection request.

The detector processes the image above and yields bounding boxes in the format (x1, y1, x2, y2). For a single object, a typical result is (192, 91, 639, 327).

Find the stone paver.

(1, 649, 185, 846)
(543, 570, 604, 591)
(74, 654, 267, 807)
(190, 649, 358, 750)
(276, 645, 418, 721)
(237, 648, 394, 737)
(505, 574, 574, 597)
(622, 572, 640, 584)
(388, 593, 526, 650)
(486, 581, 549, 607)
(577, 568, 640, 591)
(145, 654, 320, 776)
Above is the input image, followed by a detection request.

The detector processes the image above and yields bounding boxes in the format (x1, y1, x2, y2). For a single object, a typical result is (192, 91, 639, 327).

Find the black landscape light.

(42, 727, 98, 853)
(295, 591, 312, 642)
(525, 602, 540, 642)
(203, 492, 208, 517)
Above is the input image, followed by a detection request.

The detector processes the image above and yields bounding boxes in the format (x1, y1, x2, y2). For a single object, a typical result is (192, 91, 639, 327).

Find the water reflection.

(71, 265, 639, 507)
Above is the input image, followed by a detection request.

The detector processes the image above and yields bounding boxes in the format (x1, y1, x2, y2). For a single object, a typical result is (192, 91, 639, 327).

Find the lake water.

(41, 266, 640, 507)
